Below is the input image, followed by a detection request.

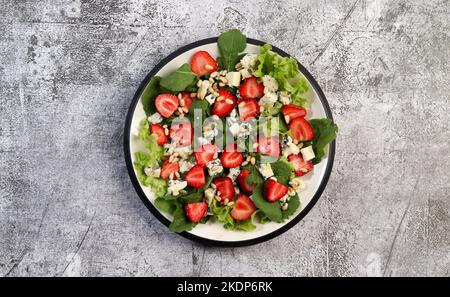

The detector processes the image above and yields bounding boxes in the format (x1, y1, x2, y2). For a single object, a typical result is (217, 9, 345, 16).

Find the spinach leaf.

(217, 29, 247, 71)
(251, 185, 283, 222)
(169, 200, 197, 233)
(243, 165, 264, 186)
(282, 194, 300, 220)
(188, 99, 209, 123)
(178, 191, 204, 204)
(160, 63, 198, 92)
(309, 119, 338, 164)
(271, 157, 294, 185)
(141, 76, 161, 116)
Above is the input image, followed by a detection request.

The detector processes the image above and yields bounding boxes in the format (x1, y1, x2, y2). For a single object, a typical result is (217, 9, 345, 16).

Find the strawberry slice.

(184, 165, 206, 189)
(220, 145, 243, 168)
(230, 194, 257, 221)
(237, 169, 257, 195)
(185, 202, 208, 223)
(238, 99, 260, 121)
(258, 136, 280, 158)
(281, 104, 307, 121)
(191, 51, 218, 77)
(195, 144, 219, 168)
(170, 122, 193, 147)
(288, 154, 313, 176)
(264, 179, 288, 202)
(179, 91, 193, 111)
(150, 124, 168, 145)
(212, 89, 236, 117)
(290, 117, 314, 141)
(160, 161, 180, 179)
(213, 177, 235, 202)
(155, 94, 179, 118)
(239, 76, 264, 100)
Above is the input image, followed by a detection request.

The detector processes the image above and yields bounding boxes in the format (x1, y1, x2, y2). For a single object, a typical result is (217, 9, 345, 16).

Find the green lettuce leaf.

(210, 200, 256, 231)
(254, 44, 309, 106)
(154, 197, 176, 214)
(309, 119, 338, 164)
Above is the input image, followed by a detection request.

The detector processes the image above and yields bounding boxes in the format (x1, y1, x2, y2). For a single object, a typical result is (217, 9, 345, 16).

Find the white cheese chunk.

(259, 92, 278, 107)
(179, 160, 194, 173)
(228, 167, 241, 181)
(262, 75, 279, 94)
(289, 177, 306, 192)
(239, 68, 252, 79)
(144, 166, 160, 177)
(204, 188, 217, 205)
(278, 91, 291, 104)
(197, 80, 210, 100)
(282, 142, 300, 157)
(206, 159, 223, 176)
(300, 146, 315, 161)
(229, 122, 240, 137)
(205, 93, 217, 105)
(226, 71, 241, 87)
(167, 180, 187, 195)
(148, 112, 163, 124)
(258, 163, 274, 179)
(240, 54, 257, 69)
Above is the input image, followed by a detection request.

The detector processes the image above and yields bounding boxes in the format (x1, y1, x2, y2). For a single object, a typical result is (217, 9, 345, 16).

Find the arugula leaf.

(309, 119, 338, 164)
(282, 194, 300, 220)
(154, 197, 176, 214)
(270, 157, 294, 185)
(217, 29, 247, 71)
(160, 63, 198, 92)
(251, 185, 283, 222)
(169, 200, 197, 233)
(141, 76, 161, 116)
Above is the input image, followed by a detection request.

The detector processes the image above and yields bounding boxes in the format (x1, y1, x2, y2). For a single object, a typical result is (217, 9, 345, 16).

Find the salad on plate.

(133, 29, 337, 233)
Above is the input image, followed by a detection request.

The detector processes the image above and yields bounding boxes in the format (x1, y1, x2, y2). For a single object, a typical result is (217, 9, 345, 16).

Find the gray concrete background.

(0, 0, 449, 277)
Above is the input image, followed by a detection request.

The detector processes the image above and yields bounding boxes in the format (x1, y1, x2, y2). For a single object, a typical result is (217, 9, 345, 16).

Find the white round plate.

(124, 37, 335, 246)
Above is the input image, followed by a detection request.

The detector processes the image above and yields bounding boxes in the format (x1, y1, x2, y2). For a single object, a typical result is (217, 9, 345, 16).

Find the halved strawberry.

(155, 94, 179, 118)
(237, 169, 257, 195)
(220, 145, 243, 168)
(185, 202, 208, 223)
(264, 179, 288, 202)
(238, 99, 260, 121)
(290, 117, 314, 141)
(281, 104, 307, 120)
(170, 122, 193, 146)
(184, 165, 206, 189)
(213, 177, 235, 202)
(195, 144, 219, 168)
(150, 124, 168, 145)
(239, 76, 264, 100)
(212, 89, 236, 117)
(230, 194, 257, 221)
(179, 91, 193, 111)
(258, 136, 280, 158)
(191, 51, 218, 77)
(160, 161, 180, 179)
(288, 154, 314, 176)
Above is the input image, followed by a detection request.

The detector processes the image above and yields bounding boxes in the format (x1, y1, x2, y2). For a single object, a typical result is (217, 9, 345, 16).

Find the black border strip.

(123, 37, 336, 247)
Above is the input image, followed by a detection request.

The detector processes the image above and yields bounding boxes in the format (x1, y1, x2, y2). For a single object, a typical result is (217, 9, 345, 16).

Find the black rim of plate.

(124, 37, 336, 247)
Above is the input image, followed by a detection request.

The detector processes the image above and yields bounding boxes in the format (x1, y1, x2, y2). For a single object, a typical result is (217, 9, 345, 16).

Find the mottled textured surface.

(1, 0, 449, 277)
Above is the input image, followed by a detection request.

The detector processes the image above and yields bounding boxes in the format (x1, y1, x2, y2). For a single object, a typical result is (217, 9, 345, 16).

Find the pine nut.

(260, 106, 265, 113)
(293, 139, 299, 144)
(169, 172, 174, 180)
(205, 64, 214, 70)
(219, 77, 228, 83)
(210, 72, 218, 78)
(178, 93, 182, 99)
(196, 80, 202, 87)
(190, 92, 197, 98)
(225, 98, 234, 105)
(250, 157, 256, 165)
(227, 201, 234, 206)
(164, 128, 169, 136)
(211, 183, 217, 189)
(180, 99, 185, 106)
(183, 107, 189, 113)
(285, 115, 290, 124)
(175, 171, 180, 178)
(218, 82, 225, 87)
(235, 62, 242, 70)
(216, 96, 224, 102)
(223, 198, 229, 205)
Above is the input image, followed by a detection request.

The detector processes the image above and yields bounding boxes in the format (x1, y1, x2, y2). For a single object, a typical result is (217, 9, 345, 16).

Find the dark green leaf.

(251, 185, 283, 222)
(270, 158, 294, 185)
(218, 29, 246, 56)
(169, 200, 197, 233)
(309, 119, 338, 164)
(154, 197, 176, 215)
(160, 63, 198, 92)
(282, 194, 300, 220)
(244, 165, 264, 186)
(141, 76, 161, 116)
(178, 191, 204, 204)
